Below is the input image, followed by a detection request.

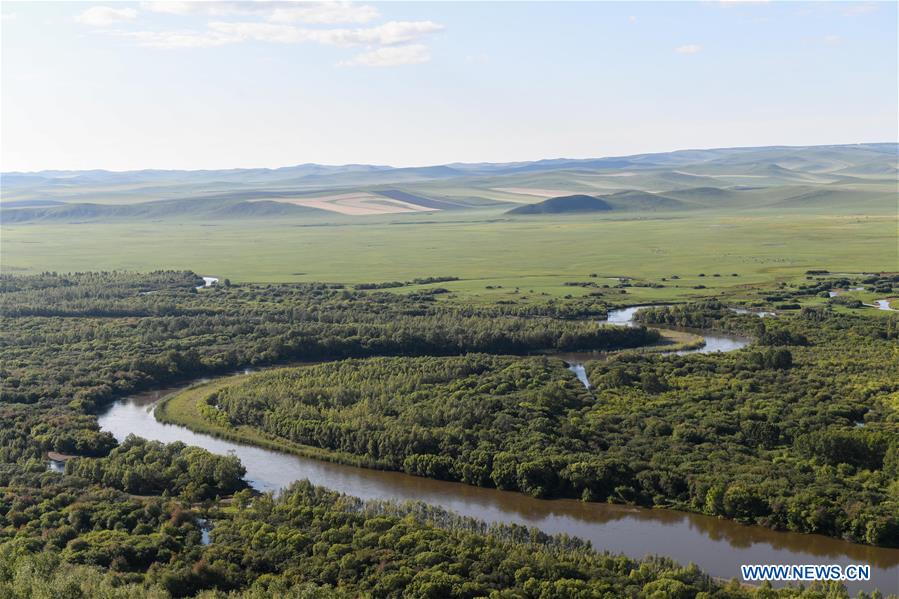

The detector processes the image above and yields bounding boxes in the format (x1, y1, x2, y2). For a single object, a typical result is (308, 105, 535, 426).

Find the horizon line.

(3, 141, 896, 176)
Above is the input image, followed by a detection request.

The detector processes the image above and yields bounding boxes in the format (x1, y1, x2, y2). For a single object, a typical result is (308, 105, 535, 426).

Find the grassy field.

(3, 208, 895, 301)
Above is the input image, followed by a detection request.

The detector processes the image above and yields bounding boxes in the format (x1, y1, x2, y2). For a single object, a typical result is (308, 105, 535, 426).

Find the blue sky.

(2, 1, 896, 171)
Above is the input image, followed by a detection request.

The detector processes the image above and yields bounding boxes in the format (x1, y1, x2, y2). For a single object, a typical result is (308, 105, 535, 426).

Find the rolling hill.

(507, 194, 613, 214)
(2, 143, 895, 222)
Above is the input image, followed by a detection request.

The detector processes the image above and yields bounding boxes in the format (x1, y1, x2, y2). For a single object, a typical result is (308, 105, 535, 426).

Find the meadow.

(3, 208, 895, 302)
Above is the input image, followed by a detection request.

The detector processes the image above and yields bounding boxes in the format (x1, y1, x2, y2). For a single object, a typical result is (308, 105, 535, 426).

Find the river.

(563, 306, 750, 388)
(94, 306, 899, 594)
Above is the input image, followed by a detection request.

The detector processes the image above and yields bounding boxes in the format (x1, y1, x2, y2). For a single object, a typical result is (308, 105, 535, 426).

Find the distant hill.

(601, 190, 686, 211)
(3, 143, 894, 220)
(663, 187, 747, 207)
(0, 197, 328, 223)
(507, 195, 613, 215)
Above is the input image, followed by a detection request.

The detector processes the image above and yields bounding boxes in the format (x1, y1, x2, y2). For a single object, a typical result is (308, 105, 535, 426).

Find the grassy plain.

(2, 208, 895, 301)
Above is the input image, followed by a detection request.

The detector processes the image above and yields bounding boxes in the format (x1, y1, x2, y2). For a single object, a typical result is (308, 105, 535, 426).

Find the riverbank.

(156, 377, 392, 472)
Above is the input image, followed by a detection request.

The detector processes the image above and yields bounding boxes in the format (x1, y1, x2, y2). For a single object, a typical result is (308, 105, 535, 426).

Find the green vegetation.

(2, 268, 898, 596)
(2, 145, 895, 299)
(2, 480, 878, 599)
(1, 270, 656, 413)
(65, 436, 245, 500)
(3, 213, 895, 299)
(161, 302, 899, 546)
(507, 194, 613, 214)
(2, 141, 898, 597)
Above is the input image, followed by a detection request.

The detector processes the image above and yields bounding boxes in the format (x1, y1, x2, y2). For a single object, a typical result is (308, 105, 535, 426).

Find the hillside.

(507, 194, 613, 214)
(2, 144, 895, 223)
(0, 197, 330, 223)
(601, 190, 686, 211)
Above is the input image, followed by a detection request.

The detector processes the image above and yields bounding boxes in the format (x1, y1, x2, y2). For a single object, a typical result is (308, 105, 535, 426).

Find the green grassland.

(3, 209, 895, 302)
(3, 144, 896, 301)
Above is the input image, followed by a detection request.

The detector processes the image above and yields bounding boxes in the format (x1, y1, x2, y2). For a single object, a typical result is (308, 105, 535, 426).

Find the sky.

(1, 1, 897, 171)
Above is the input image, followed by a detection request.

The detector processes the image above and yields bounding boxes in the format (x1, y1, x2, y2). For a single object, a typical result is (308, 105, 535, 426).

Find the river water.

(94, 305, 899, 594)
(196, 276, 219, 290)
(562, 306, 750, 388)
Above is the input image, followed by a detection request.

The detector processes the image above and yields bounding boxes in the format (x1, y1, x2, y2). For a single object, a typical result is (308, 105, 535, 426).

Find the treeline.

(208, 355, 597, 485)
(354, 275, 460, 289)
(2, 477, 881, 598)
(0, 271, 644, 415)
(587, 304, 898, 545)
(634, 299, 761, 334)
(196, 306, 899, 548)
(66, 436, 245, 500)
(734, 273, 897, 307)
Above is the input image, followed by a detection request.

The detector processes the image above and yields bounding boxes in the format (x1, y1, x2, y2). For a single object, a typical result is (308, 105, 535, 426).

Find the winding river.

(563, 306, 750, 388)
(95, 306, 899, 594)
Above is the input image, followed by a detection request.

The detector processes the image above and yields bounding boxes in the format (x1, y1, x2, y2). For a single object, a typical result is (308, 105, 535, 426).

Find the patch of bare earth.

(250, 193, 438, 216)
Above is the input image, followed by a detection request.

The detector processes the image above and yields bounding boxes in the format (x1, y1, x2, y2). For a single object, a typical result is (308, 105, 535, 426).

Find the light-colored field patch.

(492, 187, 579, 198)
(251, 193, 437, 216)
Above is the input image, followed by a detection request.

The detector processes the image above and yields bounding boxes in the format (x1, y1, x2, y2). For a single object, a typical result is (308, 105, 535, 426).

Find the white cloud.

(140, 2, 194, 16)
(75, 6, 138, 27)
(269, 2, 378, 24)
(628, 15, 637, 23)
(116, 28, 236, 48)
(311, 20, 443, 46)
(140, 1, 379, 23)
(175, 20, 443, 47)
(207, 21, 306, 44)
(340, 44, 430, 67)
(675, 44, 702, 54)
(823, 34, 842, 45)
(94, 3, 441, 68)
(118, 20, 443, 50)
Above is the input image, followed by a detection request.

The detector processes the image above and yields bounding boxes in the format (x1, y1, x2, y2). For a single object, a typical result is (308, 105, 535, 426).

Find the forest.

(3, 476, 883, 599)
(1, 270, 897, 597)
(186, 303, 899, 546)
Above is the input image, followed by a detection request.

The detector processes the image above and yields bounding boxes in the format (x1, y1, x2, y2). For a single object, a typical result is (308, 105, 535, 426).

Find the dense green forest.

(187, 304, 899, 546)
(0, 271, 651, 413)
(1, 270, 897, 597)
(2, 478, 884, 599)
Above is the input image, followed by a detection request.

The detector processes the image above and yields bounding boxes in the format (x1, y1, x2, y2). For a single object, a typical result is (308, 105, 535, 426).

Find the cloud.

(823, 34, 842, 45)
(75, 6, 138, 27)
(269, 2, 379, 24)
(116, 28, 236, 48)
(340, 44, 430, 67)
(139, 2, 194, 16)
(140, 1, 379, 23)
(95, 3, 440, 68)
(628, 15, 637, 23)
(316, 20, 443, 46)
(118, 20, 443, 50)
(675, 44, 702, 54)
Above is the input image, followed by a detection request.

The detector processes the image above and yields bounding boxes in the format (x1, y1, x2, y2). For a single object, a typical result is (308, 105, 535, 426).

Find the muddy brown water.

(94, 306, 899, 594)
